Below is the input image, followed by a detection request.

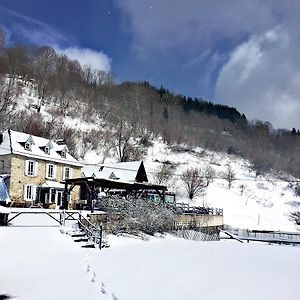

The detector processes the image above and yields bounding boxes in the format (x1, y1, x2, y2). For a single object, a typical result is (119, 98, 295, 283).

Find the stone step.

(71, 233, 87, 238)
(81, 243, 95, 248)
(74, 238, 89, 242)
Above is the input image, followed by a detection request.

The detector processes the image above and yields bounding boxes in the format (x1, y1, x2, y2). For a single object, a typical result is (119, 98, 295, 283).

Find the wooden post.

(90, 182, 96, 213)
(78, 214, 82, 229)
(63, 182, 68, 210)
(99, 226, 102, 250)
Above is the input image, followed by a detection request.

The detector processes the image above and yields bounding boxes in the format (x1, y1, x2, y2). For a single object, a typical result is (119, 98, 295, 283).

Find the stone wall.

(175, 214, 224, 228)
(0, 154, 12, 174)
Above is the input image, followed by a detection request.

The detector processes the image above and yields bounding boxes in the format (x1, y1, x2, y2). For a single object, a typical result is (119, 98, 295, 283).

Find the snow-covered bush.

(98, 196, 175, 235)
(294, 184, 300, 197)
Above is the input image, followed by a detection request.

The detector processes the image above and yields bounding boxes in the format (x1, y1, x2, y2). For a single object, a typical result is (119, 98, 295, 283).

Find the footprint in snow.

(81, 250, 91, 266)
(85, 264, 90, 273)
(90, 271, 96, 283)
(99, 282, 106, 294)
(111, 293, 119, 300)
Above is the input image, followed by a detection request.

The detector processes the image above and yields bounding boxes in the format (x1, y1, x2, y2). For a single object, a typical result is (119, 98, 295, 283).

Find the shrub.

(98, 196, 175, 235)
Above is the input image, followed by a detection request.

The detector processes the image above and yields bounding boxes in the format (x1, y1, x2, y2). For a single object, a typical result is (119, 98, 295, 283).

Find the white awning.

(40, 181, 65, 189)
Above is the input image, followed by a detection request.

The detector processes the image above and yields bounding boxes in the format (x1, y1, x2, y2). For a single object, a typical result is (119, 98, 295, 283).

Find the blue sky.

(0, 0, 300, 129)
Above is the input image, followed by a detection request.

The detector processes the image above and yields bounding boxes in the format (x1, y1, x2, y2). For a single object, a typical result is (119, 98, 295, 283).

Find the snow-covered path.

(1, 216, 299, 300)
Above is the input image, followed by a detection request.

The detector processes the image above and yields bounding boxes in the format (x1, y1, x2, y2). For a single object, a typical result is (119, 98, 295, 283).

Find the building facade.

(0, 129, 82, 207)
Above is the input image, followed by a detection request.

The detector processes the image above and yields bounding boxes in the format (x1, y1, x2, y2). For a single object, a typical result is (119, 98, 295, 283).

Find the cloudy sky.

(0, 0, 299, 129)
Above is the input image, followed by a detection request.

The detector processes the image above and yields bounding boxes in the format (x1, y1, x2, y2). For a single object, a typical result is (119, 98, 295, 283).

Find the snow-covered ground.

(1, 214, 299, 300)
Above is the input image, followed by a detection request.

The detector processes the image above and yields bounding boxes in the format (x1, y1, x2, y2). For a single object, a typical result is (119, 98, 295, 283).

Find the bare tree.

(181, 168, 207, 200)
(290, 211, 300, 226)
(203, 165, 216, 187)
(33, 46, 56, 102)
(225, 165, 236, 189)
(153, 163, 176, 186)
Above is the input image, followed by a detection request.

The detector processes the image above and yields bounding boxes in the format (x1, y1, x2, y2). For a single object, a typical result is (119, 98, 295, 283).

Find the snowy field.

(1, 214, 300, 300)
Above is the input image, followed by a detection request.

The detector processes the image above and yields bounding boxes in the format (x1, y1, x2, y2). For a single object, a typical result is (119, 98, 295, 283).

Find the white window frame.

(25, 160, 38, 177)
(44, 146, 50, 154)
(46, 163, 56, 179)
(25, 142, 31, 151)
(24, 184, 36, 201)
(63, 166, 72, 180)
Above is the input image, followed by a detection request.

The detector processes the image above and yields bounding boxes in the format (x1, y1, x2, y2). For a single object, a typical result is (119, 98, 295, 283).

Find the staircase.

(65, 216, 109, 249)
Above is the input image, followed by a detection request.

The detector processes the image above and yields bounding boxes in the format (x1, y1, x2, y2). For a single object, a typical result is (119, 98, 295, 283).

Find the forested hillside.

(1, 32, 300, 177)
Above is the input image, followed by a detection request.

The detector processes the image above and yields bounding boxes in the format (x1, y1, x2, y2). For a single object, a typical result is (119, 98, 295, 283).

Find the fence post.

(99, 226, 102, 250)
(60, 210, 66, 226)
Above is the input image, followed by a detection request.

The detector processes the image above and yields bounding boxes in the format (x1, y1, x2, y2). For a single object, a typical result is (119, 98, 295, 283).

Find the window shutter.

(25, 160, 29, 176)
(53, 165, 57, 179)
(32, 186, 37, 201)
(45, 163, 49, 178)
(62, 167, 66, 180)
(34, 161, 38, 177)
(69, 168, 73, 179)
(23, 185, 27, 200)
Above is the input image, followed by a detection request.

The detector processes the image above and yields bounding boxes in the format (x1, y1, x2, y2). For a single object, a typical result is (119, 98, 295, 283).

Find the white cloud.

(215, 27, 300, 129)
(116, 0, 300, 129)
(0, 7, 112, 73)
(115, 0, 279, 55)
(0, 6, 71, 46)
(56, 47, 112, 72)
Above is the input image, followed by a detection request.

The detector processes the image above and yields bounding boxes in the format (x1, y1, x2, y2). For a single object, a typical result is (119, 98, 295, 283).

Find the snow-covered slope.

(8, 80, 300, 231)
(142, 140, 300, 231)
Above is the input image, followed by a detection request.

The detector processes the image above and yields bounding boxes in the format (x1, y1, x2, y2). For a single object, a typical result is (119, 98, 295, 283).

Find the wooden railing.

(175, 203, 223, 216)
(2, 209, 103, 249)
(223, 226, 300, 245)
(61, 210, 103, 249)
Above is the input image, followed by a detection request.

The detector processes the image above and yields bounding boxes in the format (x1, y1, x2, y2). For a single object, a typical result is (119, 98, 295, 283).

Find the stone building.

(0, 129, 82, 207)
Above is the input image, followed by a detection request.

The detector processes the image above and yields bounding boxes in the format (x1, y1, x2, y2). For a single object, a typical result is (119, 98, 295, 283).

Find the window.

(46, 163, 56, 179)
(61, 150, 66, 158)
(63, 167, 72, 180)
(24, 142, 31, 151)
(24, 184, 36, 201)
(57, 191, 63, 206)
(24, 136, 34, 151)
(109, 172, 119, 180)
(44, 146, 50, 154)
(25, 160, 38, 177)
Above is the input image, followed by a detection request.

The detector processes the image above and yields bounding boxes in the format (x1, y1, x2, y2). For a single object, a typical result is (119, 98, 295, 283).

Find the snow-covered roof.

(81, 165, 102, 177)
(82, 161, 147, 182)
(0, 129, 82, 167)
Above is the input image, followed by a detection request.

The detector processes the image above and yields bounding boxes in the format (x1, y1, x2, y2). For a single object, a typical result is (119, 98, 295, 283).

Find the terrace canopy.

(62, 177, 167, 210)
